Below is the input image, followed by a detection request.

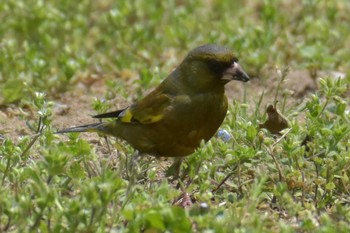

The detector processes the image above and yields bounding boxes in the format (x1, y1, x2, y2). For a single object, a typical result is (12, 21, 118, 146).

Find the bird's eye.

(232, 57, 239, 63)
(206, 59, 230, 74)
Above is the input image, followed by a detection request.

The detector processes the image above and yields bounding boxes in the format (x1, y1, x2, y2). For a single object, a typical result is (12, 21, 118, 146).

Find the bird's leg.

(103, 135, 119, 170)
(125, 151, 142, 196)
(126, 151, 141, 179)
(103, 135, 112, 156)
(173, 157, 184, 178)
(166, 157, 184, 179)
(169, 157, 194, 207)
(165, 157, 188, 190)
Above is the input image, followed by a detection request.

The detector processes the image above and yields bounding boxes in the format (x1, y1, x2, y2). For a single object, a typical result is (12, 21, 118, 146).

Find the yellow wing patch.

(118, 92, 171, 124)
(118, 107, 164, 124)
(119, 108, 134, 123)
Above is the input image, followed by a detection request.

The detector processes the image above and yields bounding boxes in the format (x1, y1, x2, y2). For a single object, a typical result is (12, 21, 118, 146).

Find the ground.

(1, 67, 343, 143)
(1, 1, 350, 230)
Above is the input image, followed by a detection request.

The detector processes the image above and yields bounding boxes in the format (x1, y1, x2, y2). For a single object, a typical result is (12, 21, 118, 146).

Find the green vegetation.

(1, 0, 349, 232)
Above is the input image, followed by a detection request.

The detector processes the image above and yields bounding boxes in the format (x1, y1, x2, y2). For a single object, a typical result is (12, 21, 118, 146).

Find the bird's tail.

(56, 122, 106, 134)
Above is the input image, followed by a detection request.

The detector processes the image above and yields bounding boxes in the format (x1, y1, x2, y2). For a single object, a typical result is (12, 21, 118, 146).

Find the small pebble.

(54, 103, 70, 116)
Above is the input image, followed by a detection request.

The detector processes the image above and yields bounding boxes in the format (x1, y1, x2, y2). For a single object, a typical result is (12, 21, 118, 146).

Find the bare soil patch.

(1, 68, 345, 143)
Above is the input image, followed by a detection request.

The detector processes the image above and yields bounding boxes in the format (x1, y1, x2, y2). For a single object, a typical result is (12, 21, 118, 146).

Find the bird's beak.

(222, 62, 250, 83)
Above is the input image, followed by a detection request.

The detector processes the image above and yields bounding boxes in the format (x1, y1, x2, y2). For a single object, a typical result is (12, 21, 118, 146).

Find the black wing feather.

(93, 109, 126, 119)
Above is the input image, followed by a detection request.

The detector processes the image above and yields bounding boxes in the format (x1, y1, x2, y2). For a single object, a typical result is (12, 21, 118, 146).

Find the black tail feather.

(56, 122, 105, 134)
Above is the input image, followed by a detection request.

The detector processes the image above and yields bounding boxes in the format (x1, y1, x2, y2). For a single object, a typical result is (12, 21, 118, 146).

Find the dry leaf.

(259, 105, 289, 134)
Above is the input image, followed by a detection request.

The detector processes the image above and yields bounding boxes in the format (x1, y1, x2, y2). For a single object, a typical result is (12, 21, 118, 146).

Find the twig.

(21, 117, 46, 157)
(268, 150, 284, 182)
(267, 129, 291, 182)
(274, 67, 289, 109)
(212, 166, 238, 193)
(272, 128, 292, 147)
(20, 133, 42, 158)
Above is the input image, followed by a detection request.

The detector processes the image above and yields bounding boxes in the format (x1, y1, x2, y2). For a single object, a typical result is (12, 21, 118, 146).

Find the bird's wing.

(93, 92, 172, 124)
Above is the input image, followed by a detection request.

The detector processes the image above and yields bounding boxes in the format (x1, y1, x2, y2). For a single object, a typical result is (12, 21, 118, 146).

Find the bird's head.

(179, 44, 249, 92)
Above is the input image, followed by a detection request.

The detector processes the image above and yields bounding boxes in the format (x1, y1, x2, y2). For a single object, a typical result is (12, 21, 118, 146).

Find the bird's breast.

(166, 91, 228, 141)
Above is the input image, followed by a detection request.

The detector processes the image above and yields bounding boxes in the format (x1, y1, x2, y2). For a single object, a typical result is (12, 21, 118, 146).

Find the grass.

(1, 0, 350, 232)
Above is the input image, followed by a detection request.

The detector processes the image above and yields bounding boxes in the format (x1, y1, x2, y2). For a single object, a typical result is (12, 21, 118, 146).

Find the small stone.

(54, 103, 70, 116)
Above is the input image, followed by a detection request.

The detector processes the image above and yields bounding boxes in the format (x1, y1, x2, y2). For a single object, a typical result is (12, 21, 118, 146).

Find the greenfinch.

(58, 44, 249, 159)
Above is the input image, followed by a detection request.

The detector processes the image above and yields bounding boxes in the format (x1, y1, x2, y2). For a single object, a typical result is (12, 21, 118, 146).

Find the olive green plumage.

(57, 44, 249, 157)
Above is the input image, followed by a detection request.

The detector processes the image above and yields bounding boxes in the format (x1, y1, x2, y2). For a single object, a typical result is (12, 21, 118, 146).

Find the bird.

(57, 44, 249, 168)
